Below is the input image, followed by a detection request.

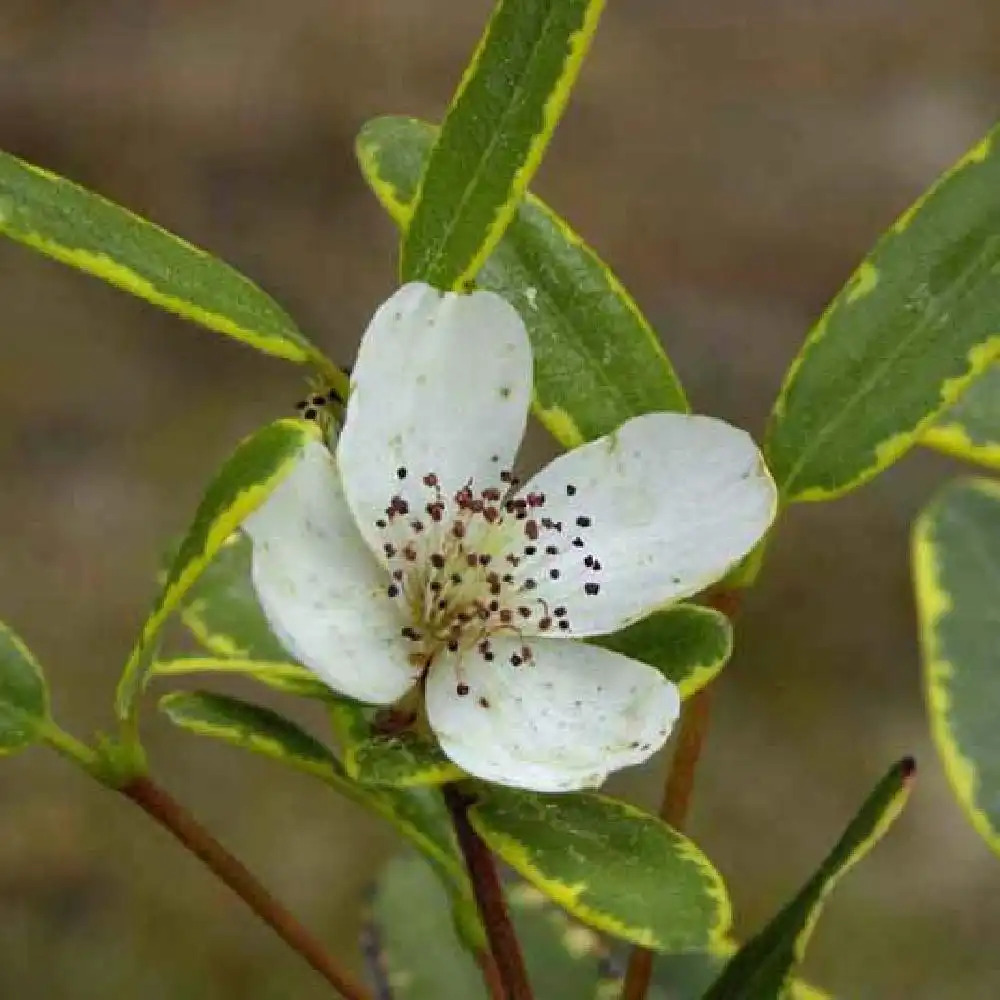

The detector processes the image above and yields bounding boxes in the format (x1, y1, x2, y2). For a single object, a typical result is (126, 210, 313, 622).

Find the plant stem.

(443, 785, 534, 1000)
(620, 587, 742, 1000)
(120, 776, 373, 1000)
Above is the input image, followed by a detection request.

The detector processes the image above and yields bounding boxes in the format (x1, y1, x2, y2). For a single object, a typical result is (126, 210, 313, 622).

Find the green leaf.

(593, 604, 733, 700)
(400, 0, 606, 290)
(152, 656, 331, 700)
(469, 787, 731, 951)
(913, 477, 1000, 853)
(368, 853, 607, 1000)
(178, 531, 293, 661)
(115, 419, 320, 722)
(0, 621, 49, 754)
(328, 698, 462, 788)
(703, 758, 914, 999)
(596, 940, 831, 1000)
(358, 115, 687, 447)
(765, 125, 1000, 501)
(160, 690, 480, 944)
(923, 364, 1000, 470)
(0, 151, 341, 384)
(159, 688, 339, 773)
(648, 945, 831, 1000)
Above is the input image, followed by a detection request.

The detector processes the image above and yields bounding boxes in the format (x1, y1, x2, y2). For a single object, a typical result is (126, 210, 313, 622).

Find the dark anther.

(423, 473, 438, 487)
(549, 568, 560, 580)
(545, 545, 558, 556)
(510, 654, 523, 667)
(584, 582, 600, 596)
(584, 555, 595, 568)
(311, 394, 327, 405)
(430, 553, 446, 569)
(554, 606, 567, 617)
(539, 617, 553, 630)
(478, 696, 491, 708)
(396, 467, 408, 479)
(524, 545, 537, 556)
(558, 619, 571, 630)
(566, 484, 577, 496)
(523, 578, 537, 590)
(576, 516, 592, 527)
(457, 683, 470, 696)
(387, 584, 400, 598)
(572, 537, 584, 547)
(447, 640, 459, 652)
(303, 408, 318, 420)
(375, 518, 388, 529)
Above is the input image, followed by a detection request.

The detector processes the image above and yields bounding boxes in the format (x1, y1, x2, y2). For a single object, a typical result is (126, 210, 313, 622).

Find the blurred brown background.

(1, 1, 998, 997)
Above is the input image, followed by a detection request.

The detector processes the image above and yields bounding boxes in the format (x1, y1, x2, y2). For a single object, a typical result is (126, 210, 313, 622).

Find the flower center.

(370, 464, 603, 695)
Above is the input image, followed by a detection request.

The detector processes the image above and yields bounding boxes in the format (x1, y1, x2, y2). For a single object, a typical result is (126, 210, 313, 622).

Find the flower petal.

(425, 636, 679, 792)
(512, 413, 777, 636)
(337, 282, 532, 558)
(242, 441, 419, 705)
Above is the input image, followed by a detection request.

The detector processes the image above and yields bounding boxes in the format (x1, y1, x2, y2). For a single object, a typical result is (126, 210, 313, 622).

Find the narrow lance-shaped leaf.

(0, 151, 342, 385)
(766, 124, 1000, 501)
(703, 758, 914, 999)
(159, 690, 482, 947)
(152, 656, 331, 701)
(469, 786, 732, 951)
(913, 477, 1000, 854)
(0, 621, 49, 754)
(116, 419, 320, 721)
(359, 115, 687, 448)
(401, 0, 606, 290)
(922, 364, 1000, 471)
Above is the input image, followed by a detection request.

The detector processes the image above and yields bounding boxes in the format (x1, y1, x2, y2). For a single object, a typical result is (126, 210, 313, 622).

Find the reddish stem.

(620, 587, 742, 1000)
(444, 786, 534, 1000)
(121, 776, 372, 1000)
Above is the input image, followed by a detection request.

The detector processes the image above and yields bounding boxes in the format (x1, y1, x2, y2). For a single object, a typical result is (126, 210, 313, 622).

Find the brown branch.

(475, 951, 509, 1000)
(620, 587, 742, 1000)
(121, 776, 373, 1000)
(443, 785, 534, 1000)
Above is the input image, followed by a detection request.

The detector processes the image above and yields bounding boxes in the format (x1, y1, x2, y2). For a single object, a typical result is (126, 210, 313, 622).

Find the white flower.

(243, 283, 777, 793)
